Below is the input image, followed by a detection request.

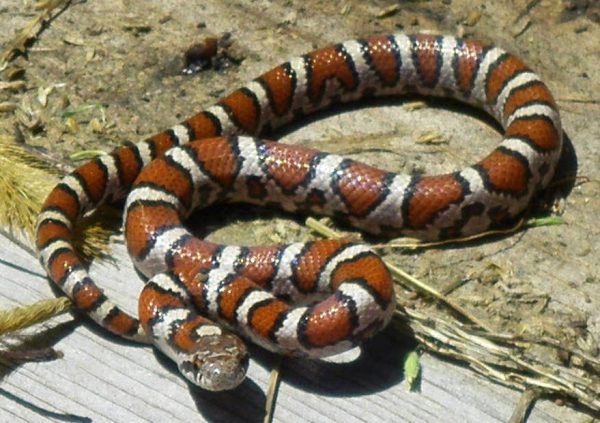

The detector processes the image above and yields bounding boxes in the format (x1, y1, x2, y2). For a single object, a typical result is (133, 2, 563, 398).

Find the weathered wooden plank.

(0, 234, 584, 422)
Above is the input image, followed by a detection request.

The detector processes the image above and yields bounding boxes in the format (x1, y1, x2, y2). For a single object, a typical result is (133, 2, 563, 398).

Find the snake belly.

(36, 33, 562, 391)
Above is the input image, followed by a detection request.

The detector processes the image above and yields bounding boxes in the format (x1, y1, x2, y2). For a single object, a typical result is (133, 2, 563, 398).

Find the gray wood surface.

(0, 235, 588, 422)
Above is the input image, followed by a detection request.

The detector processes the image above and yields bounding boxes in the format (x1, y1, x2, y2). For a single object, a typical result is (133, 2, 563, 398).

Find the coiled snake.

(36, 33, 562, 391)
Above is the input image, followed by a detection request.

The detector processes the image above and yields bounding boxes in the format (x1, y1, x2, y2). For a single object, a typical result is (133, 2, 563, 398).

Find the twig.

(0, 0, 74, 70)
(508, 389, 540, 423)
(264, 356, 283, 423)
(386, 260, 494, 332)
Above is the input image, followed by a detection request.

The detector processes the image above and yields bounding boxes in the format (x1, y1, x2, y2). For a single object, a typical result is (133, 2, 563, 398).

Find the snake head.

(178, 332, 249, 391)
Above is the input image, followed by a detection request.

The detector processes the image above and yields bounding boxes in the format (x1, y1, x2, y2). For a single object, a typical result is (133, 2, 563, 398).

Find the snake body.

(36, 33, 562, 391)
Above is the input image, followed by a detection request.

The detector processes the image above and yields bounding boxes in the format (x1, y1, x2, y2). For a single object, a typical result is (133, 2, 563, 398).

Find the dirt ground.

(1, 0, 599, 420)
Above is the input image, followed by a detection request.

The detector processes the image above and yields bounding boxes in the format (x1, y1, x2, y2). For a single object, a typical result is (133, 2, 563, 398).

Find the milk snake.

(36, 33, 562, 391)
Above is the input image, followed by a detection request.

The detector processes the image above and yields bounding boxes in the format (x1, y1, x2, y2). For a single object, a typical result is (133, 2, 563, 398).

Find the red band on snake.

(36, 33, 562, 391)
